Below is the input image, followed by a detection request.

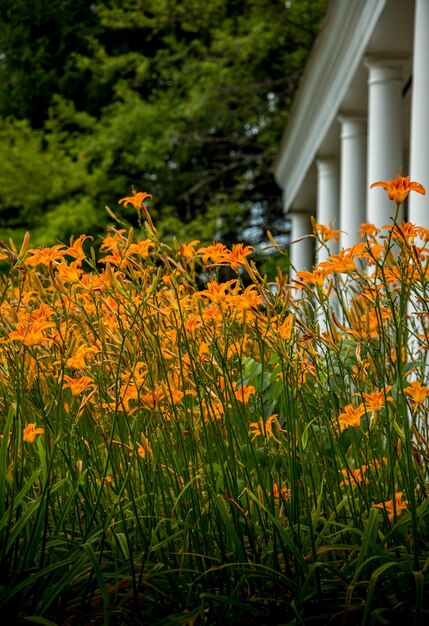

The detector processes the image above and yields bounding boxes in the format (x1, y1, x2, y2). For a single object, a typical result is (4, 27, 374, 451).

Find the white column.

(338, 116, 367, 249)
(409, 0, 429, 229)
(289, 210, 313, 276)
(316, 158, 340, 261)
(366, 59, 404, 226)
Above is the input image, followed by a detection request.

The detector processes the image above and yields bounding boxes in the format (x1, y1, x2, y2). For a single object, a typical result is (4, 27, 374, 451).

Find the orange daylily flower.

(233, 383, 255, 405)
(370, 174, 426, 205)
(198, 279, 237, 307)
(25, 244, 66, 267)
(295, 268, 328, 286)
(66, 344, 97, 370)
(162, 373, 196, 406)
(340, 458, 387, 488)
(99, 230, 127, 251)
(56, 261, 83, 284)
(383, 222, 420, 246)
(23, 423, 44, 443)
(364, 242, 384, 262)
(182, 313, 203, 336)
(63, 375, 94, 396)
(197, 242, 229, 265)
(118, 191, 153, 210)
(9, 319, 55, 347)
(272, 483, 291, 501)
(28, 303, 55, 322)
(249, 414, 281, 441)
(337, 403, 365, 431)
(223, 243, 254, 271)
(362, 387, 393, 414)
(359, 223, 380, 238)
(314, 222, 344, 243)
(179, 240, 200, 258)
(65, 234, 92, 261)
(98, 247, 127, 268)
(417, 226, 429, 243)
(141, 386, 165, 409)
(348, 307, 392, 340)
(404, 381, 429, 405)
(373, 491, 408, 524)
(339, 466, 369, 488)
(320, 243, 366, 275)
(231, 284, 263, 313)
(278, 314, 295, 340)
(127, 239, 155, 259)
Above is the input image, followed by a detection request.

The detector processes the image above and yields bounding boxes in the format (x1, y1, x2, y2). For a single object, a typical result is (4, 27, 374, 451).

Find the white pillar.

(289, 210, 313, 276)
(409, 0, 429, 228)
(316, 158, 340, 261)
(366, 59, 404, 227)
(338, 116, 367, 249)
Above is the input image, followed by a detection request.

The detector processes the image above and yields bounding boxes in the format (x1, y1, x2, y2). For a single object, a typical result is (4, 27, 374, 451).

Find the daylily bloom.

(66, 344, 97, 370)
(339, 466, 369, 488)
(417, 226, 429, 243)
(183, 313, 203, 336)
(370, 174, 426, 204)
(141, 386, 165, 409)
(65, 234, 92, 261)
(249, 414, 281, 440)
(337, 403, 365, 431)
(233, 383, 255, 405)
(63, 375, 94, 396)
(404, 381, 429, 405)
(223, 243, 254, 271)
(350, 307, 391, 340)
(99, 230, 127, 250)
(231, 284, 263, 313)
(9, 319, 55, 347)
(23, 423, 45, 443)
(126, 240, 155, 258)
(25, 244, 66, 267)
(320, 243, 366, 275)
(56, 261, 83, 284)
(98, 247, 127, 268)
(383, 222, 420, 247)
(118, 191, 153, 210)
(373, 491, 408, 524)
(277, 314, 295, 340)
(272, 483, 291, 501)
(295, 268, 328, 286)
(314, 222, 344, 243)
(362, 387, 393, 416)
(359, 223, 380, 237)
(198, 279, 237, 307)
(179, 240, 200, 258)
(197, 242, 229, 265)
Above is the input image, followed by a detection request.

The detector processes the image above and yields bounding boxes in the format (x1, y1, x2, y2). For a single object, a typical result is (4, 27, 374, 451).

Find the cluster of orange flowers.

(305, 175, 429, 524)
(0, 199, 295, 473)
(1, 180, 427, 528)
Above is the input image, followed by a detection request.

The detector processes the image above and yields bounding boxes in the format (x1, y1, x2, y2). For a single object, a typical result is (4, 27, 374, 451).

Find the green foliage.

(0, 116, 100, 244)
(0, 0, 102, 126)
(0, 0, 328, 246)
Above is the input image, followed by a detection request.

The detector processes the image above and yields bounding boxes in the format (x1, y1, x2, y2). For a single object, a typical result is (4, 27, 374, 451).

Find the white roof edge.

(273, 0, 387, 211)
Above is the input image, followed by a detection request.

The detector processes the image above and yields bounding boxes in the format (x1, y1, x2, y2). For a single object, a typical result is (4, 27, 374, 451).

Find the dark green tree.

(0, 0, 327, 247)
(0, 0, 103, 127)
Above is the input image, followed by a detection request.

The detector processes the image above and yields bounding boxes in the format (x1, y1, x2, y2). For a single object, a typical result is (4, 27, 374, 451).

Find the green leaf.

(23, 617, 59, 626)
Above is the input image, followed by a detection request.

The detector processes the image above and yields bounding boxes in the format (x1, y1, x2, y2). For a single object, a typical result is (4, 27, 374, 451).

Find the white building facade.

(273, 0, 429, 274)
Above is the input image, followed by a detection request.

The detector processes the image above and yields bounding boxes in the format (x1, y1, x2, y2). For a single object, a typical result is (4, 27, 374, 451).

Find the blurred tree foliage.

(0, 0, 327, 247)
